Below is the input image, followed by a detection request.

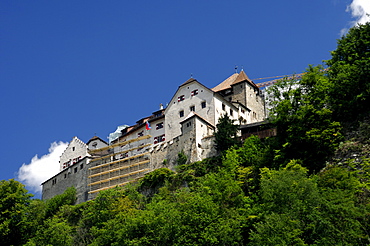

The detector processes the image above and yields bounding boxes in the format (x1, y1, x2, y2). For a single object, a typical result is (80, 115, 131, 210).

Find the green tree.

(267, 66, 343, 172)
(250, 162, 369, 245)
(176, 150, 188, 165)
(214, 114, 240, 152)
(25, 217, 74, 246)
(326, 22, 370, 120)
(44, 186, 76, 218)
(91, 187, 246, 246)
(0, 179, 32, 246)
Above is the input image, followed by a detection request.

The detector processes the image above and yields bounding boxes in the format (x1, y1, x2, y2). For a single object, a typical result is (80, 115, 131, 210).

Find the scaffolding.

(88, 135, 152, 197)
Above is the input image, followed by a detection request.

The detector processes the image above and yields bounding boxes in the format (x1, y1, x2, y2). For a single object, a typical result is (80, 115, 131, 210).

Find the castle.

(42, 70, 266, 204)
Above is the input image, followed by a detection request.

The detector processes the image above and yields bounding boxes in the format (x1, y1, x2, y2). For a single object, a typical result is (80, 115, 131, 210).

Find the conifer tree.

(214, 114, 239, 152)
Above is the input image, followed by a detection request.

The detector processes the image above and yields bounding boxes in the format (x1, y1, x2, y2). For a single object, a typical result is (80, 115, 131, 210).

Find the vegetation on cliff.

(1, 23, 370, 245)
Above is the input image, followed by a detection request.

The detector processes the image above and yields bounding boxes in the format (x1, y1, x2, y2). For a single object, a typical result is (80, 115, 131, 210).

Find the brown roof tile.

(232, 70, 259, 88)
(212, 70, 259, 92)
(211, 73, 238, 92)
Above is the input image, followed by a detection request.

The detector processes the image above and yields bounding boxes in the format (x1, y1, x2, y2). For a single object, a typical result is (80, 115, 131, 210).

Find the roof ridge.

(231, 70, 259, 88)
(211, 73, 238, 92)
(180, 78, 198, 87)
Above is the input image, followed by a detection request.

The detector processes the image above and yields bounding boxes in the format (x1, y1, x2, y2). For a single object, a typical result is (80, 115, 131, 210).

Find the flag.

(146, 121, 151, 130)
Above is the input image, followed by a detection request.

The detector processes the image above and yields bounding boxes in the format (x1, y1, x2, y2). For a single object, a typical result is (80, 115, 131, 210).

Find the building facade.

(42, 70, 266, 203)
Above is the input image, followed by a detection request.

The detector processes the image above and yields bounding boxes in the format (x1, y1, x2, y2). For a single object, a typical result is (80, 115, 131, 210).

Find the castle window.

(178, 95, 185, 102)
(63, 160, 71, 169)
(72, 156, 81, 164)
(179, 110, 184, 117)
(138, 131, 144, 137)
(72, 147, 75, 151)
(201, 101, 206, 108)
(80, 164, 83, 170)
(190, 105, 195, 112)
(64, 174, 67, 179)
(74, 167, 78, 173)
(154, 134, 165, 144)
(241, 109, 245, 114)
(156, 122, 164, 130)
(191, 89, 198, 96)
(230, 109, 233, 116)
(222, 104, 225, 111)
(186, 122, 192, 127)
(154, 111, 162, 117)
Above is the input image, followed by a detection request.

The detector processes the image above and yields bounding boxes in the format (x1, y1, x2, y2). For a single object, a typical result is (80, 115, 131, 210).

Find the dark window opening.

(190, 105, 195, 111)
(156, 122, 164, 130)
(154, 134, 165, 144)
(179, 110, 184, 117)
(178, 95, 185, 102)
(201, 101, 206, 108)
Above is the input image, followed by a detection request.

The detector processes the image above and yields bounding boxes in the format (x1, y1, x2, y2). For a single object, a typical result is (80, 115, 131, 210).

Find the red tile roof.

(212, 70, 258, 92)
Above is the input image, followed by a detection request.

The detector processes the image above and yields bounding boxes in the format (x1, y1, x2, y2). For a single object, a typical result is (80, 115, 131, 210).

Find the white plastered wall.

(59, 137, 89, 171)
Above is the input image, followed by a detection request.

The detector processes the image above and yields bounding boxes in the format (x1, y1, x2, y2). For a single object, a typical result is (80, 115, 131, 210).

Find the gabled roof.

(164, 77, 215, 114)
(179, 112, 215, 128)
(211, 73, 238, 92)
(181, 78, 198, 87)
(86, 136, 108, 145)
(233, 70, 251, 85)
(212, 70, 258, 92)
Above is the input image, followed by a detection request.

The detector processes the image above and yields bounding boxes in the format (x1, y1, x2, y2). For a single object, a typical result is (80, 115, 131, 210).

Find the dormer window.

(190, 105, 195, 112)
(154, 112, 162, 117)
(178, 95, 185, 102)
(191, 89, 198, 96)
(156, 122, 164, 130)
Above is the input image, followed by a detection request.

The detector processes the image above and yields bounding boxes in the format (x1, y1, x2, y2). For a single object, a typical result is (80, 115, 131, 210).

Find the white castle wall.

(59, 137, 89, 171)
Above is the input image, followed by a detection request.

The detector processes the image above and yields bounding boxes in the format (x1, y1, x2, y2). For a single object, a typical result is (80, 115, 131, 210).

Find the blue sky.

(1, 1, 369, 196)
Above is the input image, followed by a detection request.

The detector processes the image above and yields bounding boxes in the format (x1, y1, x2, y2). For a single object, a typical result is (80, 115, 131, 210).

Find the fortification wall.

(42, 157, 90, 204)
(42, 126, 217, 204)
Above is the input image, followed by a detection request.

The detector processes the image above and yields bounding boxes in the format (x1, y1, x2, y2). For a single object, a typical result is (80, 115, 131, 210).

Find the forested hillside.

(1, 23, 369, 245)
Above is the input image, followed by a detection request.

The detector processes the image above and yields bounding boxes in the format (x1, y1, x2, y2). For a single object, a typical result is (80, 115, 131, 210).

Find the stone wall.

(42, 157, 90, 204)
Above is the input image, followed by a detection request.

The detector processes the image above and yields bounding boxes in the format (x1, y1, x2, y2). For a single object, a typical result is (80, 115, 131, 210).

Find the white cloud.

(341, 0, 370, 35)
(17, 141, 68, 194)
